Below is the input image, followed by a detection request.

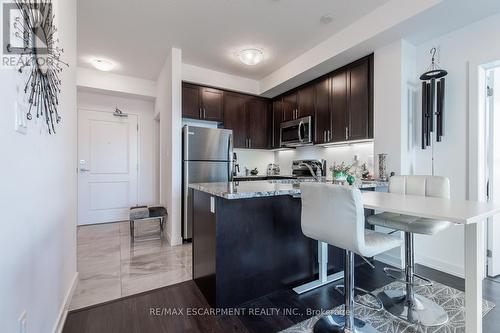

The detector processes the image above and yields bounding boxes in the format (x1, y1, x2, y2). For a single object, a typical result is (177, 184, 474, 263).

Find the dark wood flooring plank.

(64, 263, 500, 333)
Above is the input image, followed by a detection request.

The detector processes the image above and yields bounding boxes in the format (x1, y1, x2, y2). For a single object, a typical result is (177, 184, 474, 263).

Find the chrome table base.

(378, 289, 449, 326)
(313, 315, 378, 333)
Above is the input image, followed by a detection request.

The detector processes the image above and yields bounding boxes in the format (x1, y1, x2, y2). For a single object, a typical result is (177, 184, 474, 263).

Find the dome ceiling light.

(238, 48, 264, 66)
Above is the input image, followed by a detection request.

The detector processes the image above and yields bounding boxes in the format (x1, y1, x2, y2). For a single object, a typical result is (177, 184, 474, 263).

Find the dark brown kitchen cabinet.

(272, 99, 283, 148)
(223, 92, 248, 148)
(246, 98, 271, 149)
(314, 77, 331, 144)
(182, 83, 202, 119)
(331, 70, 348, 142)
(298, 85, 315, 118)
(181, 83, 223, 122)
(200, 87, 223, 121)
(282, 93, 297, 121)
(347, 57, 372, 140)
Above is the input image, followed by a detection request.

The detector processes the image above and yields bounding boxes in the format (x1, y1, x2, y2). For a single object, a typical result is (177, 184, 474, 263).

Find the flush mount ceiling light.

(91, 58, 116, 71)
(238, 48, 264, 66)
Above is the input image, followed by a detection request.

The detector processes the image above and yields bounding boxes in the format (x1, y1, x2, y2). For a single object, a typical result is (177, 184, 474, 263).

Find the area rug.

(280, 280, 495, 333)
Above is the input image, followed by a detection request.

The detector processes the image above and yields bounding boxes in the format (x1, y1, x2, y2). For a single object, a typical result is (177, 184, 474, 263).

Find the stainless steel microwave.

(280, 116, 313, 147)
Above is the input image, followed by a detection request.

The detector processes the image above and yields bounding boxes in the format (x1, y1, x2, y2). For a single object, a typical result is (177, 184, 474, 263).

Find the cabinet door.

(272, 99, 283, 148)
(182, 83, 201, 119)
(314, 77, 331, 144)
(331, 71, 348, 142)
(201, 87, 223, 122)
(247, 98, 270, 149)
(298, 85, 315, 118)
(282, 93, 297, 121)
(347, 59, 370, 140)
(223, 92, 248, 148)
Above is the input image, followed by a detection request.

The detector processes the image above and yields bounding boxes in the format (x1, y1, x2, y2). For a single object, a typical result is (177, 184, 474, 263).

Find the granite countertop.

(189, 179, 388, 200)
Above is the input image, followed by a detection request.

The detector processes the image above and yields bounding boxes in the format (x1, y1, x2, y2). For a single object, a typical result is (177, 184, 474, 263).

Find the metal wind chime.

(420, 47, 447, 150)
(12, 0, 68, 134)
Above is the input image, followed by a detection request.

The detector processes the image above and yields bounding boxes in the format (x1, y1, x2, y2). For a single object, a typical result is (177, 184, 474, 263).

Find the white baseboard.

(53, 272, 79, 333)
(375, 252, 403, 269)
(416, 255, 465, 279)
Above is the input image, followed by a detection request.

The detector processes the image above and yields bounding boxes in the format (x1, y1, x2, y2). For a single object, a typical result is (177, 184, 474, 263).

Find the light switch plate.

(15, 101, 28, 135)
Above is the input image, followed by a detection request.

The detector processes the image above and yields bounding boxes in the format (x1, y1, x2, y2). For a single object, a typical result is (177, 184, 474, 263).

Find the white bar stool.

(367, 175, 452, 326)
(301, 183, 402, 333)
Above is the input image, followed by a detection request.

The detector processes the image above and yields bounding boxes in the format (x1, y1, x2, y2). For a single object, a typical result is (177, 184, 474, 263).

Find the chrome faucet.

(300, 163, 322, 181)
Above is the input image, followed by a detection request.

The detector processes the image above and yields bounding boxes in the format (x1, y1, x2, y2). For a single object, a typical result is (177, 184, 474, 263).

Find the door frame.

(467, 56, 500, 279)
(77, 107, 140, 225)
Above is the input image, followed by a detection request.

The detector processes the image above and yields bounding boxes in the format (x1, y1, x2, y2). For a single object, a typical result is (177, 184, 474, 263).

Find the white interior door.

(487, 68, 500, 277)
(78, 109, 138, 225)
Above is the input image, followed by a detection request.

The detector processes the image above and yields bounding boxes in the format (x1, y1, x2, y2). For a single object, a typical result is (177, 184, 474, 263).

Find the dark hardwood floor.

(63, 261, 500, 333)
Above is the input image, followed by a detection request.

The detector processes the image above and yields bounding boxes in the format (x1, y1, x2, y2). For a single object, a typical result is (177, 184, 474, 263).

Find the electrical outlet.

(19, 311, 27, 333)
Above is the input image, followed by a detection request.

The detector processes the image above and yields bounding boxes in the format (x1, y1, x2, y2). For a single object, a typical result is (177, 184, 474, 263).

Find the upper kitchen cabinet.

(201, 87, 224, 121)
(346, 56, 373, 140)
(246, 98, 271, 149)
(297, 85, 315, 118)
(223, 92, 248, 148)
(182, 83, 202, 119)
(314, 77, 331, 144)
(282, 92, 297, 122)
(272, 99, 283, 148)
(330, 70, 348, 142)
(281, 87, 314, 121)
(181, 82, 224, 122)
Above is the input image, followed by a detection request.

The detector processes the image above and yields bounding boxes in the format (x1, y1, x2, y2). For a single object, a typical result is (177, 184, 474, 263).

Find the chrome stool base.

(378, 289, 449, 327)
(313, 315, 379, 333)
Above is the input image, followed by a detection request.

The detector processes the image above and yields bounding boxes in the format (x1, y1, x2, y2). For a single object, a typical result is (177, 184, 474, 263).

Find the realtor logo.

(3, 1, 52, 54)
(2, 1, 54, 67)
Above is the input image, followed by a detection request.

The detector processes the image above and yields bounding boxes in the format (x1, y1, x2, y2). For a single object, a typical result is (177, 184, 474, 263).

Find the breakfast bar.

(190, 180, 500, 332)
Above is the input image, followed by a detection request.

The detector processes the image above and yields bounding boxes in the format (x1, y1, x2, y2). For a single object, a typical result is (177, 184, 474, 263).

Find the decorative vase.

(378, 153, 388, 181)
(346, 175, 355, 186)
(333, 171, 348, 181)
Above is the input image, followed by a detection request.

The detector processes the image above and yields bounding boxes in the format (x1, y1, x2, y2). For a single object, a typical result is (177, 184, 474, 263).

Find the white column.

(465, 223, 484, 333)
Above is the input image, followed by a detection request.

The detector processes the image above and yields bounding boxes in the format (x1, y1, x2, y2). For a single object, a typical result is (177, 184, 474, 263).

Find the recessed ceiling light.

(91, 58, 115, 72)
(320, 14, 333, 24)
(238, 48, 264, 66)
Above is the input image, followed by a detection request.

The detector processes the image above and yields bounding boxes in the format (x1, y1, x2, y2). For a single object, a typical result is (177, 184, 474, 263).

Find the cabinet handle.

(328, 130, 331, 142)
(249, 138, 252, 148)
(199, 107, 202, 118)
(323, 131, 326, 142)
(345, 127, 349, 140)
(203, 108, 206, 118)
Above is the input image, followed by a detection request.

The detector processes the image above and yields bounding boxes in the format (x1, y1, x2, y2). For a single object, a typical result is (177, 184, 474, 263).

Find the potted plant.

(330, 162, 353, 181)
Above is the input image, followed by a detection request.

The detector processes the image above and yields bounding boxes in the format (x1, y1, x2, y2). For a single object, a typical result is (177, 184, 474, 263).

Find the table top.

(362, 191, 500, 225)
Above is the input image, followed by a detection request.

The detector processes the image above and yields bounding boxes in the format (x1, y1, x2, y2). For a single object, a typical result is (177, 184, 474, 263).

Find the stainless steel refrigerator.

(182, 126, 233, 239)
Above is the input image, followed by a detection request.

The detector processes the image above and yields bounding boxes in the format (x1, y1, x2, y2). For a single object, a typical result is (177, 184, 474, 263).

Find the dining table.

(361, 190, 500, 333)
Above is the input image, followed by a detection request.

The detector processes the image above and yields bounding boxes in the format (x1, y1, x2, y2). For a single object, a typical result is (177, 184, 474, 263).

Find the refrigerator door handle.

(228, 133, 234, 181)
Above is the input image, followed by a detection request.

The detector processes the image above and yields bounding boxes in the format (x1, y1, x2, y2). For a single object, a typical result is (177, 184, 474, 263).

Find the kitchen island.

(189, 180, 385, 308)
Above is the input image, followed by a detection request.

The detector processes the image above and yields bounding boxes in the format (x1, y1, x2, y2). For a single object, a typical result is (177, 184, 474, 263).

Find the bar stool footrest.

(383, 267, 433, 287)
(334, 285, 384, 312)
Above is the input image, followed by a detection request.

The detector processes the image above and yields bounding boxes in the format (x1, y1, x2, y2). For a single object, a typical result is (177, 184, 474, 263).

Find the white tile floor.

(69, 219, 192, 310)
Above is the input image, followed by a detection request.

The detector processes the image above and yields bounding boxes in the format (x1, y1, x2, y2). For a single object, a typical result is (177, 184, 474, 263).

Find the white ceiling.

(77, 0, 390, 81)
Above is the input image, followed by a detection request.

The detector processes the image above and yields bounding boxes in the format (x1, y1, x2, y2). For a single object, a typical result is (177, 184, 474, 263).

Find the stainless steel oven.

(280, 116, 313, 147)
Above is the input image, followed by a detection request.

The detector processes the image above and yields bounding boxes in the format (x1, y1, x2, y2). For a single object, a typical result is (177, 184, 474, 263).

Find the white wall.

(77, 67, 157, 100)
(275, 143, 374, 177)
(182, 63, 260, 95)
(77, 91, 158, 206)
(0, 0, 77, 331)
(411, 12, 500, 277)
(156, 48, 183, 246)
(234, 149, 276, 176)
(373, 39, 417, 178)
